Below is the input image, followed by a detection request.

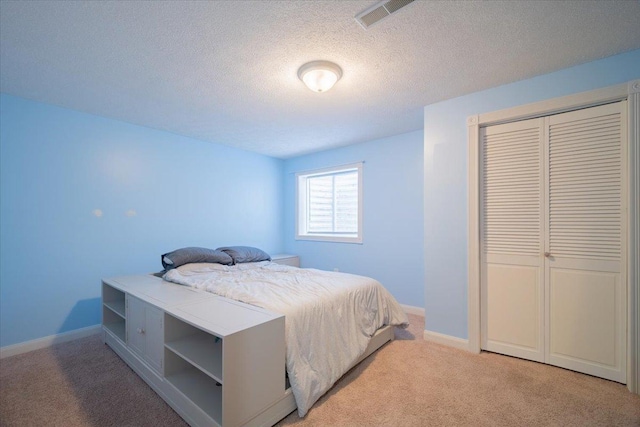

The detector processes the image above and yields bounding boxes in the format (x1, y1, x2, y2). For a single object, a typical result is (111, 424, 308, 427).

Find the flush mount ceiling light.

(297, 60, 343, 93)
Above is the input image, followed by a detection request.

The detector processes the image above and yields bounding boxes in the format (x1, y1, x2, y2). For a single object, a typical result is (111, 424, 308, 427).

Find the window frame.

(295, 162, 363, 244)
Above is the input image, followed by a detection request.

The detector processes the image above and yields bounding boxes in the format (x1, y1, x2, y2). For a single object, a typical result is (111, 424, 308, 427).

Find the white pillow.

(229, 260, 271, 271)
(176, 262, 229, 274)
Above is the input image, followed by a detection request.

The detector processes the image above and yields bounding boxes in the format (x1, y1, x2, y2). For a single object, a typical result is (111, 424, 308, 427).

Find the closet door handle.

(544, 252, 551, 258)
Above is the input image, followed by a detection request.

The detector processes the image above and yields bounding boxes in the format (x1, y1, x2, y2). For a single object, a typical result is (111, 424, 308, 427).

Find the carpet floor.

(1, 314, 638, 426)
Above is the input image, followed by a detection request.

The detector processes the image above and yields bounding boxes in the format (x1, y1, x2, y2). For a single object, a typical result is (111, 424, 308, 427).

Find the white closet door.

(481, 118, 545, 362)
(545, 101, 627, 383)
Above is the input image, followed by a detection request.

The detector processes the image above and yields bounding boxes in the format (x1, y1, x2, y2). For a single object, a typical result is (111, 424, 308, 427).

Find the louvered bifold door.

(545, 101, 627, 383)
(481, 118, 545, 362)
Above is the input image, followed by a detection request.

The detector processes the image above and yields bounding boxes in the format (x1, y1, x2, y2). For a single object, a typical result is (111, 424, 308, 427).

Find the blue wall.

(0, 94, 284, 347)
(3, 49, 638, 348)
(283, 130, 424, 308)
(423, 49, 640, 339)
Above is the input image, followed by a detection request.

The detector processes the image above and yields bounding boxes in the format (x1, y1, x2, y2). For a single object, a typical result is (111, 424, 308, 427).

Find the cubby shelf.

(102, 283, 127, 343)
(104, 300, 125, 318)
(165, 333, 223, 383)
(166, 358, 223, 423)
(104, 320, 126, 342)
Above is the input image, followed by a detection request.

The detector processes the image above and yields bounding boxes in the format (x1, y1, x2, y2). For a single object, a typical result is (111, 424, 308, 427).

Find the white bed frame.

(102, 274, 394, 427)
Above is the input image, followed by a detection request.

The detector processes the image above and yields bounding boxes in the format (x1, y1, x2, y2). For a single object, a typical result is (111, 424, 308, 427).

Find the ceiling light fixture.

(297, 60, 343, 93)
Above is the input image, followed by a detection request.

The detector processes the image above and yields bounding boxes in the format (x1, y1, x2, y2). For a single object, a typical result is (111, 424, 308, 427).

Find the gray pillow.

(216, 246, 271, 264)
(161, 247, 233, 270)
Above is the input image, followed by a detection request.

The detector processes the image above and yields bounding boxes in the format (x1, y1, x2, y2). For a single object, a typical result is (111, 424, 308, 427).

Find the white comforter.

(163, 261, 409, 417)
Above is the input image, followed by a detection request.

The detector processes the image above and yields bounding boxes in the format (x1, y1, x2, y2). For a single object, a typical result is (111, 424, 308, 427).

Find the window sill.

(295, 235, 363, 244)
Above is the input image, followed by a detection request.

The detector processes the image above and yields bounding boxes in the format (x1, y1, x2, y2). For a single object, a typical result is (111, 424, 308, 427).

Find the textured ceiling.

(1, 1, 639, 159)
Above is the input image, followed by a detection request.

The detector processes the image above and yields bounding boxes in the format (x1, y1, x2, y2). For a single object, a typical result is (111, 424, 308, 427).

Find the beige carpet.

(1, 314, 638, 426)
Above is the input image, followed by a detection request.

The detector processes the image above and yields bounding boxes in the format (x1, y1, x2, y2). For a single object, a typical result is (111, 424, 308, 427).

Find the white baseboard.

(0, 324, 102, 359)
(423, 329, 470, 352)
(400, 304, 425, 317)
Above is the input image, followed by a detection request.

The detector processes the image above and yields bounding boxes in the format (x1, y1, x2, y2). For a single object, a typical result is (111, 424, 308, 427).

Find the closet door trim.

(467, 80, 639, 394)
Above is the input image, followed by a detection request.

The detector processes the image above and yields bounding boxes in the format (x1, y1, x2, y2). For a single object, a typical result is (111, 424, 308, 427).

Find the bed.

(164, 259, 409, 417)
(102, 246, 409, 426)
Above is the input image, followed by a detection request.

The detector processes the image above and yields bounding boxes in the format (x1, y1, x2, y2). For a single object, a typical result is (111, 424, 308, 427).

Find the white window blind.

(296, 163, 363, 243)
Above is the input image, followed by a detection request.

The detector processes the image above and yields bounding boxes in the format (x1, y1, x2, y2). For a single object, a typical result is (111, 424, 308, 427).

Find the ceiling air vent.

(355, 0, 415, 30)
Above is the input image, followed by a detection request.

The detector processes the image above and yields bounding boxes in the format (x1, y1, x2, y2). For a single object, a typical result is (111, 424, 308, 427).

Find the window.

(296, 162, 363, 243)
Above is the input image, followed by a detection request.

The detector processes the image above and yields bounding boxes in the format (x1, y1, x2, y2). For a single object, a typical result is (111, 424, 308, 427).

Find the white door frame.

(467, 80, 640, 394)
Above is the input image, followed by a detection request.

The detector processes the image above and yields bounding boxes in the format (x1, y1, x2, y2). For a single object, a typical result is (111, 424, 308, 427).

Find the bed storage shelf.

(164, 313, 224, 383)
(102, 283, 126, 342)
(165, 350, 223, 424)
(101, 275, 294, 427)
(104, 300, 125, 318)
(103, 316, 126, 342)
